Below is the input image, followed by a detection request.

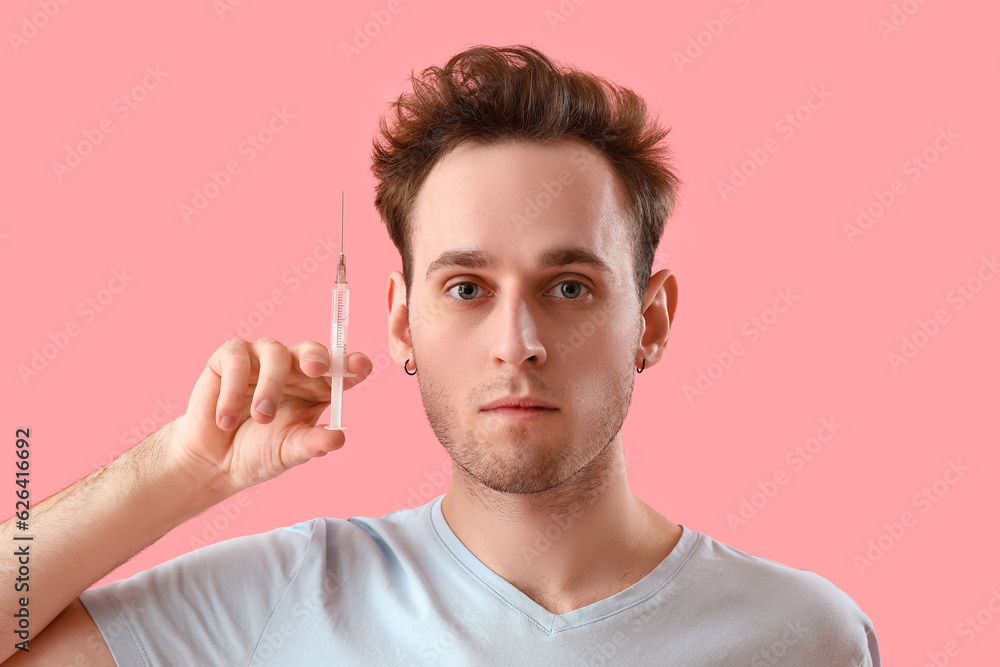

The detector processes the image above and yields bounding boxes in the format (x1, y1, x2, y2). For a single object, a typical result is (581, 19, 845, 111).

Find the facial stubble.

(416, 347, 635, 500)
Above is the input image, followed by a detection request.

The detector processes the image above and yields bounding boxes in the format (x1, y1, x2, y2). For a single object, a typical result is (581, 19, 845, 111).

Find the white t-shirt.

(80, 495, 880, 665)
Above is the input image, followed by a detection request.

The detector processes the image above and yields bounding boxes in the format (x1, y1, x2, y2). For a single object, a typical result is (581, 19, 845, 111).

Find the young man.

(2, 45, 880, 664)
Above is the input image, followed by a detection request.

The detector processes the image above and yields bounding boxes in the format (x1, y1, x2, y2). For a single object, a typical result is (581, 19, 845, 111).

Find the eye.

(447, 282, 482, 301)
(549, 281, 591, 300)
(444, 280, 592, 302)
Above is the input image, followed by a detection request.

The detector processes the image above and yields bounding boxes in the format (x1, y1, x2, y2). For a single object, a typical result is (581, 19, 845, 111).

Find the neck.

(440, 438, 682, 614)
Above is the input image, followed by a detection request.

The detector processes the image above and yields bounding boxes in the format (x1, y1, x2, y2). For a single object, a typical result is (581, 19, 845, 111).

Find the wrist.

(121, 421, 232, 524)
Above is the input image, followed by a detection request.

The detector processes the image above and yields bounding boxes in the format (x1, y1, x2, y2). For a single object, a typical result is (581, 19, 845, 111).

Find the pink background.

(4, 1, 999, 663)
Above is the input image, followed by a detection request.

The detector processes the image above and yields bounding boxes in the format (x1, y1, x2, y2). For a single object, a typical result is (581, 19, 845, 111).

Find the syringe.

(325, 191, 356, 431)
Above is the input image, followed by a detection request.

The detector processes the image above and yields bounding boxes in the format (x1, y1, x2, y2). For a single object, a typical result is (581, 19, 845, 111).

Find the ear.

(636, 269, 677, 369)
(386, 271, 413, 368)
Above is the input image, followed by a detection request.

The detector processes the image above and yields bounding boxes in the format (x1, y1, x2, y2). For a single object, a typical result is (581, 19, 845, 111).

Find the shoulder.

(173, 500, 436, 577)
(689, 531, 859, 605)
(680, 529, 879, 664)
(84, 508, 409, 603)
(77, 505, 439, 665)
(261, 501, 439, 572)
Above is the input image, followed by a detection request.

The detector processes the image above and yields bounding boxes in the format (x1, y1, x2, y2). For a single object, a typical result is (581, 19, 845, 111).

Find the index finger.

(288, 343, 372, 393)
(289, 340, 332, 377)
(291, 343, 372, 389)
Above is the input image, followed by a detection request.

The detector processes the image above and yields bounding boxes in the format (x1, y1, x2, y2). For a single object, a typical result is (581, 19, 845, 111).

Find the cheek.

(407, 295, 443, 344)
(564, 309, 635, 360)
(419, 320, 482, 370)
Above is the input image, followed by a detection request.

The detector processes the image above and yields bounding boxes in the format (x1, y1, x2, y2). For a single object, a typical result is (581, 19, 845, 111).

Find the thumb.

(279, 422, 347, 469)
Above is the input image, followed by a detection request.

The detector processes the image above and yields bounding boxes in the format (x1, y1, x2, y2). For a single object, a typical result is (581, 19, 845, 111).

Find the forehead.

(410, 139, 631, 279)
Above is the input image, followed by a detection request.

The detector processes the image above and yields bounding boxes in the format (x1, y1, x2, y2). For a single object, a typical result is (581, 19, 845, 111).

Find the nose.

(489, 287, 547, 369)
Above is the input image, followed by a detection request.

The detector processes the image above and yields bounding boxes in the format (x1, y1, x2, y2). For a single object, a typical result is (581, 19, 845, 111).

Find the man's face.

(405, 139, 643, 495)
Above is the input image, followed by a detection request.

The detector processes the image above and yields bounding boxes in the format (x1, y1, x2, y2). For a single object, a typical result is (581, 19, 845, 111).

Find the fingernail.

(257, 399, 275, 417)
(220, 416, 236, 430)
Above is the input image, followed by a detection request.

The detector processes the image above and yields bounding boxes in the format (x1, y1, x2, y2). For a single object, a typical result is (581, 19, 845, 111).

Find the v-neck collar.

(428, 494, 701, 634)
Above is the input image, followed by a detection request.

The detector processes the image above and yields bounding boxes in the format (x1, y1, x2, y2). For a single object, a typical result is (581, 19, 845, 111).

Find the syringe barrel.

(330, 286, 349, 376)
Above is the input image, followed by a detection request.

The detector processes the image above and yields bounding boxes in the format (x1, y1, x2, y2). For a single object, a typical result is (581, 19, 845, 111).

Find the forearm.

(0, 422, 226, 661)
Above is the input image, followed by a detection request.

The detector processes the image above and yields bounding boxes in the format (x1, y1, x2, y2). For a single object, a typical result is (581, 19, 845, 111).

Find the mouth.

(482, 406, 558, 419)
(480, 395, 558, 411)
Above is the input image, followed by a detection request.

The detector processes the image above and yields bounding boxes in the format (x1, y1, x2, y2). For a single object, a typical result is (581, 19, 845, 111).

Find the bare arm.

(0, 423, 222, 664)
(0, 339, 371, 663)
(2, 600, 114, 666)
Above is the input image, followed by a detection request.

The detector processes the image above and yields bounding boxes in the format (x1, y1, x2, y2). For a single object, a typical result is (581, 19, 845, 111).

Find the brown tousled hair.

(370, 44, 681, 311)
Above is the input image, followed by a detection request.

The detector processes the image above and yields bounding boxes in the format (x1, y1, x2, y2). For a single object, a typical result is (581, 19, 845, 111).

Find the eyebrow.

(424, 247, 614, 283)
